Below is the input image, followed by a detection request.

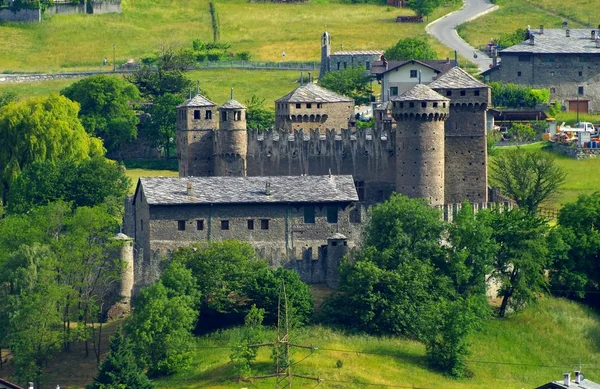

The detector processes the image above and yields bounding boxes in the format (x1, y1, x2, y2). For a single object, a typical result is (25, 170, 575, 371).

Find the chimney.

(492, 48, 498, 67)
(566, 29, 571, 38)
(28, 383, 34, 389)
(563, 21, 568, 29)
(265, 182, 271, 195)
(564, 373, 571, 387)
(575, 371, 583, 384)
(529, 35, 535, 45)
(592, 30, 597, 40)
(187, 181, 193, 196)
(540, 24, 544, 34)
(596, 38, 600, 48)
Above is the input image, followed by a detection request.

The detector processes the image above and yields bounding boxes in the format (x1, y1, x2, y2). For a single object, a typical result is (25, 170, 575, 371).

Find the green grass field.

(526, 0, 599, 28)
(124, 168, 178, 193)
(152, 298, 600, 389)
(0, 0, 458, 73)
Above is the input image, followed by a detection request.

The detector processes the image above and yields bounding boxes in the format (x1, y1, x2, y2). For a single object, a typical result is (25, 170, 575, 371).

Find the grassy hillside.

(0, 0, 458, 73)
(526, 0, 600, 28)
(152, 297, 600, 389)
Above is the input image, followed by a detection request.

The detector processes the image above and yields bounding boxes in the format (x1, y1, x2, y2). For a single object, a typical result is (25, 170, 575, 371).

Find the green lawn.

(153, 297, 600, 389)
(124, 168, 178, 193)
(0, 0, 458, 73)
(526, 0, 599, 27)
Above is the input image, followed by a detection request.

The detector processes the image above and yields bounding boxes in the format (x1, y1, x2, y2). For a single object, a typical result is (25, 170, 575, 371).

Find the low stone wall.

(91, 0, 121, 14)
(0, 70, 132, 83)
(552, 143, 600, 159)
(46, 3, 86, 15)
(0, 7, 41, 22)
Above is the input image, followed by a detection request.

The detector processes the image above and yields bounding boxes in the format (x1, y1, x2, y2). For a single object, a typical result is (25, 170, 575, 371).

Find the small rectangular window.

(410, 69, 418, 78)
(518, 71, 522, 77)
(222, 111, 227, 121)
(247, 219, 254, 230)
(306, 103, 312, 109)
(579, 71, 583, 77)
(197, 220, 204, 230)
(390, 87, 398, 96)
(446, 90, 452, 96)
(349, 207, 362, 223)
(296, 103, 301, 109)
(260, 219, 269, 230)
(365, 61, 370, 70)
(337, 62, 340, 70)
(432, 102, 438, 108)
(194, 110, 200, 120)
(460, 90, 466, 96)
(343, 62, 347, 69)
(327, 206, 338, 223)
(409, 102, 415, 108)
(421, 102, 427, 108)
(354, 181, 365, 200)
(550, 87, 556, 93)
(205, 110, 212, 120)
(317, 103, 322, 109)
(221, 220, 229, 230)
(578, 86, 584, 95)
(474, 90, 480, 96)
(304, 206, 315, 223)
(178, 220, 186, 231)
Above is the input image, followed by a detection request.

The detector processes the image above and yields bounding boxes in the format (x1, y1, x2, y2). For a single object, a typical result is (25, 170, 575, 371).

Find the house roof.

(374, 101, 391, 111)
(501, 28, 600, 54)
(479, 64, 501, 76)
(331, 50, 384, 56)
(536, 377, 600, 389)
(371, 59, 456, 77)
(136, 175, 359, 205)
(0, 378, 24, 389)
(429, 66, 487, 89)
(177, 94, 216, 108)
(276, 83, 353, 103)
(391, 84, 449, 102)
(220, 99, 246, 110)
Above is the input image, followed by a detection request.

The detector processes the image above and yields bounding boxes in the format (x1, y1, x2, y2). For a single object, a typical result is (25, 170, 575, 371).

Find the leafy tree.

(407, 0, 441, 18)
(493, 28, 527, 49)
(507, 123, 536, 144)
(489, 82, 550, 108)
(0, 91, 17, 108)
(61, 75, 140, 153)
(384, 37, 437, 61)
(142, 93, 184, 159)
(230, 305, 265, 381)
(489, 208, 549, 317)
(127, 48, 194, 97)
(87, 330, 154, 389)
(0, 94, 104, 205)
(547, 101, 562, 117)
(490, 149, 566, 214)
(7, 157, 130, 215)
(245, 95, 275, 130)
(127, 262, 200, 377)
(318, 66, 373, 105)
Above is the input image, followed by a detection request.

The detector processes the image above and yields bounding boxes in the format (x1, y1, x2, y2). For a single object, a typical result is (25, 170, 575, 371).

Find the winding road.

(427, 0, 499, 72)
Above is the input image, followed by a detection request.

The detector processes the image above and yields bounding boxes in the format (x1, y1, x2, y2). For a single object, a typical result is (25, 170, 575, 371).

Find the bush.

(489, 82, 549, 108)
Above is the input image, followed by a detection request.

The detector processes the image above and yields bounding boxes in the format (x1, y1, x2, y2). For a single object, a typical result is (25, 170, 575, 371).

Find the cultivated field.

(0, 0, 458, 73)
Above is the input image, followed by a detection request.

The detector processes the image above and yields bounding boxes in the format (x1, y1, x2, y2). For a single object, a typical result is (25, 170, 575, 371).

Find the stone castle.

(176, 66, 491, 205)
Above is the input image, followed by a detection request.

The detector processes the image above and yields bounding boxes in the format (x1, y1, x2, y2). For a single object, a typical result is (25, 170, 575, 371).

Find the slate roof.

(331, 50, 384, 56)
(371, 59, 456, 77)
(391, 84, 449, 102)
(220, 99, 246, 110)
(536, 378, 600, 389)
(177, 94, 216, 108)
(0, 378, 24, 389)
(136, 176, 359, 205)
(429, 67, 487, 89)
(374, 101, 391, 111)
(276, 83, 353, 103)
(501, 28, 600, 54)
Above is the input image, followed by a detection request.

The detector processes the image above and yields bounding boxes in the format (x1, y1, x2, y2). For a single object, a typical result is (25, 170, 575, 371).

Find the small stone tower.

(214, 90, 248, 176)
(326, 233, 349, 289)
(393, 84, 449, 206)
(176, 93, 217, 177)
(429, 67, 490, 203)
(320, 31, 331, 77)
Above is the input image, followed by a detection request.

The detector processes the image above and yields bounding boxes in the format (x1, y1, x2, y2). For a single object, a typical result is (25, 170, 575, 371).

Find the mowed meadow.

(0, 0, 458, 72)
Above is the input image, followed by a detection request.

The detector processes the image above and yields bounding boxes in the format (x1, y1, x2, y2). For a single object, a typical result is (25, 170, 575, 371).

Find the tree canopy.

(61, 75, 140, 153)
(318, 66, 373, 105)
(128, 48, 193, 98)
(245, 95, 275, 130)
(489, 82, 550, 108)
(0, 94, 104, 205)
(384, 37, 437, 61)
(142, 92, 184, 159)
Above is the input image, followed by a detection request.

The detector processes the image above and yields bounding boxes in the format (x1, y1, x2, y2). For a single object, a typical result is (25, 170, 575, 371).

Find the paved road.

(427, 0, 499, 72)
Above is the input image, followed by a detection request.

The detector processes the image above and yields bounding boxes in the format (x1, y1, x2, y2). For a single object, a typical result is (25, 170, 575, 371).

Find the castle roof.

(331, 50, 384, 56)
(371, 59, 456, 78)
(501, 28, 600, 54)
(177, 94, 216, 108)
(428, 66, 487, 89)
(220, 99, 246, 110)
(276, 83, 353, 104)
(392, 84, 449, 102)
(135, 175, 359, 206)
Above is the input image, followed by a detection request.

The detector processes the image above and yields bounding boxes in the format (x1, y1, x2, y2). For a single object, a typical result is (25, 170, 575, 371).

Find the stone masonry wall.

(553, 143, 600, 159)
(0, 8, 41, 22)
(91, 0, 121, 14)
(275, 101, 354, 134)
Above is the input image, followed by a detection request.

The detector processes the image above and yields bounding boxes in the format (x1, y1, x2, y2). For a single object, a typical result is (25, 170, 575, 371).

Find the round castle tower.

(393, 84, 449, 206)
(214, 89, 248, 176)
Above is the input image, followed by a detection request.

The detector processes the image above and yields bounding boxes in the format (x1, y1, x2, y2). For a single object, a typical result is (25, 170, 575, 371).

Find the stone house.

(320, 31, 384, 76)
(481, 27, 600, 113)
(371, 59, 456, 100)
(275, 82, 355, 133)
(130, 175, 361, 289)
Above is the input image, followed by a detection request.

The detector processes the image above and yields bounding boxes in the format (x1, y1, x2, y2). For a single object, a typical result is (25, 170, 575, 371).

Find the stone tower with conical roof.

(429, 67, 490, 203)
(392, 84, 449, 206)
(176, 93, 217, 177)
(214, 89, 248, 176)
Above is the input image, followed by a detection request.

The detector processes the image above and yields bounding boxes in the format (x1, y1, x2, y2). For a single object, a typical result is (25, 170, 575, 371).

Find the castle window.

(307, 103, 312, 109)
(443, 103, 446, 108)
(579, 71, 583, 77)
(474, 90, 480, 96)
(518, 72, 522, 77)
(247, 219, 254, 230)
(296, 103, 301, 109)
(178, 220, 186, 231)
(222, 111, 227, 121)
(197, 220, 204, 230)
(550, 87, 556, 93)
(304, 206, 315, 223)
(194, 110, 201, 120)
(421, 102, 427, 108)
(343, 62, 347, 69)
(327, 206, 338, 223)
(354, 180, 365, 200)
(317, 103, 323, 109)
(433, 102, 438, 108)
(460, 90, 466, 96)
(349, 207, 362, 223)
(221, 220, 229, 230)
(578, 86, 585, 95)
(234, 111, 241, 121)
(260, 219, 270, 230)
(337, 62, 341, 70)
(365, 61, 370, 70)
(390, 87, 398, 96)
(446, 90, 452, 96)
(409, 102, 415, 108)
(410, 70, 418, 78)
(399, 102, 404, 108)
(205, 110, 212, 120)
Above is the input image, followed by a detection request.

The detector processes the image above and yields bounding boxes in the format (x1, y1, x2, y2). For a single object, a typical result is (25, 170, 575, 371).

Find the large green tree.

(245, 95, 275, 131)
(142, 92, 184, 159)
(0, 91, 17, 109)
(407, 0, 441, 18)
(490, 149, 566, 214)
(61, 75, 140, 153)
(319, 66, 373, 105)
(384, 37, 437, 61)
(0, 94, 104, 205)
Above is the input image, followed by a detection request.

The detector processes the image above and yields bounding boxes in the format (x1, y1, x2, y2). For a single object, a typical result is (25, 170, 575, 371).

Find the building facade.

(482, 27, 600, 113)
(319, 31, 383, 76)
